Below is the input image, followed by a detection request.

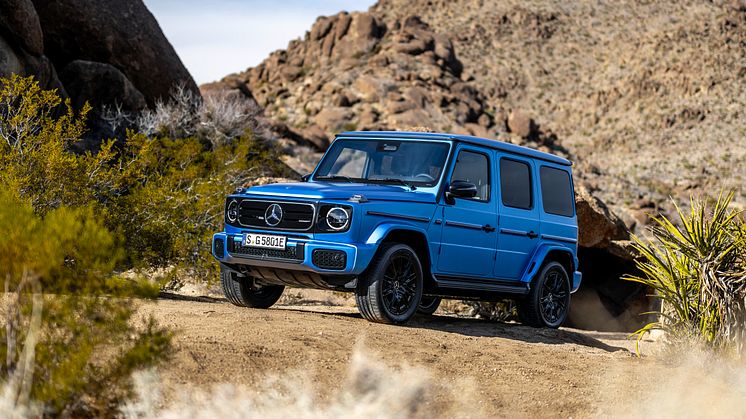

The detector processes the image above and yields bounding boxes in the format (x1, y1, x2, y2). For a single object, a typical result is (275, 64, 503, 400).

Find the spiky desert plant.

(626, 191, 746, 353)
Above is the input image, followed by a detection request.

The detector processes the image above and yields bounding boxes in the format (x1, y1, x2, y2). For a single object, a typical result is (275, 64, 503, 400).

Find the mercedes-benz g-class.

(212, 131, 581, 327)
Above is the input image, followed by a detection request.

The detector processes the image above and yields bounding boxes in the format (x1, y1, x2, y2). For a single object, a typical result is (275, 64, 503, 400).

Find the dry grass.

(103, 85, 268, 149)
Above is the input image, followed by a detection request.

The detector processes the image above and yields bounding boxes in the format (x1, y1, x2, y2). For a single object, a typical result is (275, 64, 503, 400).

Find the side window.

(500, 158, 532, 209)
(540, 166, 574, 217)
(451, 150, 490, 201)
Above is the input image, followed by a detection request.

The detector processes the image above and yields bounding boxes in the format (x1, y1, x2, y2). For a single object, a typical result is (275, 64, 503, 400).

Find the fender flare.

(519, 244, 577, 285)
(365, 221, 431, 246)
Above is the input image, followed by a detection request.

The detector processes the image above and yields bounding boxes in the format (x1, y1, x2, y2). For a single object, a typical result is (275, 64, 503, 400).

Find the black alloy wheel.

(381, 251, 419, 316)
(355, 243, 423, 324)
(538, 266, 569, 326)
(518, 261, 571, 328)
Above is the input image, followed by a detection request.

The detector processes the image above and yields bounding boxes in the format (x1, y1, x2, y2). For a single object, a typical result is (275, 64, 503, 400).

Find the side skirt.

(432, 274, 530, 298)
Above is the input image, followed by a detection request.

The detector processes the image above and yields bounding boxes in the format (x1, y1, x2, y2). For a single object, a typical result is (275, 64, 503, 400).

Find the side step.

(433, 274, 530, 295)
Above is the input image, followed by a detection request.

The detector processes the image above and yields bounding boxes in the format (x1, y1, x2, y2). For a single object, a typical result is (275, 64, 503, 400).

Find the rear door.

(437, 146, 497, 277)
(494, 156, 541, 280)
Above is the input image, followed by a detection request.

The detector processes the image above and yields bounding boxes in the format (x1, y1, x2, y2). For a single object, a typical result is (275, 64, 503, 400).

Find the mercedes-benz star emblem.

(264, 204, 283, 226)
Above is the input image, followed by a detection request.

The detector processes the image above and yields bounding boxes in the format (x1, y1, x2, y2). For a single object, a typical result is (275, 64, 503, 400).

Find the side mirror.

(301, 173, 311, 182)
(445, 180, 477, 204)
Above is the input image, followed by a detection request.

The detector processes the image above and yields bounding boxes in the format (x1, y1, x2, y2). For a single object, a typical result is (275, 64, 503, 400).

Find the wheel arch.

(366, 224, 434, 290)
(521, 244, 576, 285)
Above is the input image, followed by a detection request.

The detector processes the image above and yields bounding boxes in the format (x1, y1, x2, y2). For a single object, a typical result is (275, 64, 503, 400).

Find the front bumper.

(212, 232, 376, 275)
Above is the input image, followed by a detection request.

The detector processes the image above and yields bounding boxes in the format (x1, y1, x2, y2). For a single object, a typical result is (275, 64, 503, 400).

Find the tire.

(220, 265, 284, 309)
(417, 296, 442, 315)
(518, 261, 571, 328)
(355, 243, 424, 324)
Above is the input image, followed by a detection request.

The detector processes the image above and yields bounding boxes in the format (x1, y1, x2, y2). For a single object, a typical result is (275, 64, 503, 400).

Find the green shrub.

(0, 74, 293, 414)
(0, 74, 295, 284)
(108, 130, 291, 282)
(626, 192, 746, 354)
(0, 189, 171, 416)
(0, 74, 117, 214)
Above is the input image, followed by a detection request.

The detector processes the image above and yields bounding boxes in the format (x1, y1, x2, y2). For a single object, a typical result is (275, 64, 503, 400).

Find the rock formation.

(32, 0, 199, 106)
(0, 0, 199, 145)
(210, 12, 501, 151)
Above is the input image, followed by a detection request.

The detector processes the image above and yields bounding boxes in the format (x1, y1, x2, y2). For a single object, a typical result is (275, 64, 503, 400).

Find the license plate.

(243, 233, 286, 250)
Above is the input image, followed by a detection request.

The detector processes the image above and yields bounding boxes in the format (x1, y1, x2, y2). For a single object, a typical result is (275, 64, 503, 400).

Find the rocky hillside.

(205, 12, 563, 157)
(0, 0, 199, 136)
(372, 0, 746, 224)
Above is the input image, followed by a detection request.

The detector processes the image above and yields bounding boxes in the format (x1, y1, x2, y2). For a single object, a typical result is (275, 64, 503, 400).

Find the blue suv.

(212, 131, 581, 328)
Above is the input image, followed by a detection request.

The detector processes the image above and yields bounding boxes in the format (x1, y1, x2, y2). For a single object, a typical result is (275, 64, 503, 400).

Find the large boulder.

(0, 33, 64, 93)
(0, 0, 44, 56)
(0, 35, 24, 77)
(59, 60, 146, 111)
(31, 0, 199, 105)
(575, 184, 629, 248)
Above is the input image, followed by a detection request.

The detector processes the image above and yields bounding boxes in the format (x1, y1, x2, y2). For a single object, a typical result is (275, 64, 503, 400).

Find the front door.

(437, 147, 497, 277)
(494, 156, 541, 280)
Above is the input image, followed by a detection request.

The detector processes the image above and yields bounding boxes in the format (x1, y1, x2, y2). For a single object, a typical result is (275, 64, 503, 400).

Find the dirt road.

(144, 294, 665, 418)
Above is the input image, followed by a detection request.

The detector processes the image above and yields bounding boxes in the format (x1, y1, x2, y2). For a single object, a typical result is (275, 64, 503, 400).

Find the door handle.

(527, 231, 538, 239)
(482, 224, 496, 233)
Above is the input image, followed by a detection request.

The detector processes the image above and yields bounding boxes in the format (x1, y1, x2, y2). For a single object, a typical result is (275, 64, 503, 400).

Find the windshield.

(313, 139, 451, 188)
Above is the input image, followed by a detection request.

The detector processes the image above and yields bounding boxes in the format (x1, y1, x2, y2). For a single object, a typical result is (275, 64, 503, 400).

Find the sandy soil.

(141, 292, 670, 418)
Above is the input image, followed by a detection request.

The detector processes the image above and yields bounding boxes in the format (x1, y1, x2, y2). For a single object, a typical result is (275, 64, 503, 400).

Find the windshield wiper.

(367, 178, 417, 190)
(315, 175, 355, 183)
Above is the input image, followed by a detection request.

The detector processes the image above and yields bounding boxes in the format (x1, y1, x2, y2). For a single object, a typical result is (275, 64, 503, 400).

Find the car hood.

(241, 182, 438, 203)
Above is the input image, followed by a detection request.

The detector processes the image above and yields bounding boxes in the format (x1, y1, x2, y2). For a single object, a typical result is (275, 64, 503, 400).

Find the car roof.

(336, 131, 572, 166)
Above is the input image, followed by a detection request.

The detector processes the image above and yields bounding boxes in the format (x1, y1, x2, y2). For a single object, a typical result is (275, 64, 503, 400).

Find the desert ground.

(145, 292, 671, 418)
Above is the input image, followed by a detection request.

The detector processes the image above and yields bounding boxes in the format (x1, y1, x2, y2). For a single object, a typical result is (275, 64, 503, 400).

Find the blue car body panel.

(212, 131, 581, 297)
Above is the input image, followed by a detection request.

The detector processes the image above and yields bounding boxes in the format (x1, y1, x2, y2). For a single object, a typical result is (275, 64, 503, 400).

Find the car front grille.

(227, 238, 305, 263)
(237, 200, 315, 231)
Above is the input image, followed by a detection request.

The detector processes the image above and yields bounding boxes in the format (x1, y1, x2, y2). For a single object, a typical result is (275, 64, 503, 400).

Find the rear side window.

(540, 166, 574, 217)
(500, 158, 532, 209)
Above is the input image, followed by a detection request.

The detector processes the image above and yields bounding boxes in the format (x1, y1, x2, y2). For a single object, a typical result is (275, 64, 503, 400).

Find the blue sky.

(144, 0, 377, 84)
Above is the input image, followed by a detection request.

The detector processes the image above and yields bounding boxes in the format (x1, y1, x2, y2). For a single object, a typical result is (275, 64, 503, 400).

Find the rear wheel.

(355, 243, 423, 324)
(518, 261, 570, 328)
(220, 265, 284, 308)
(417, 296, 442, 315)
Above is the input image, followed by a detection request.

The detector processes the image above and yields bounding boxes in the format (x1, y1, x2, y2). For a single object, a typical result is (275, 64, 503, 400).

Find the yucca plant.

(626, 191, 746, 354)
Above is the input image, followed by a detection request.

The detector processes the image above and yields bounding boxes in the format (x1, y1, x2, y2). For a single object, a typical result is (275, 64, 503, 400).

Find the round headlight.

(326, 207, 349, 231)
(226, 200, 239, 223)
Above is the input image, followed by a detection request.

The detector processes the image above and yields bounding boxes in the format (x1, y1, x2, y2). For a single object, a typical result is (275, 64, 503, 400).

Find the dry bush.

(109, 85, 270, 149)
(136, 85, 199, 139)
(197, 91, 264, 148)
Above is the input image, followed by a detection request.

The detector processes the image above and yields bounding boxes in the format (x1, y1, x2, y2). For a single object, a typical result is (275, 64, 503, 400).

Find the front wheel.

(518, 261, 570, 328)
(355, 243, 423, 324)
(220, 266, 284, 308)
